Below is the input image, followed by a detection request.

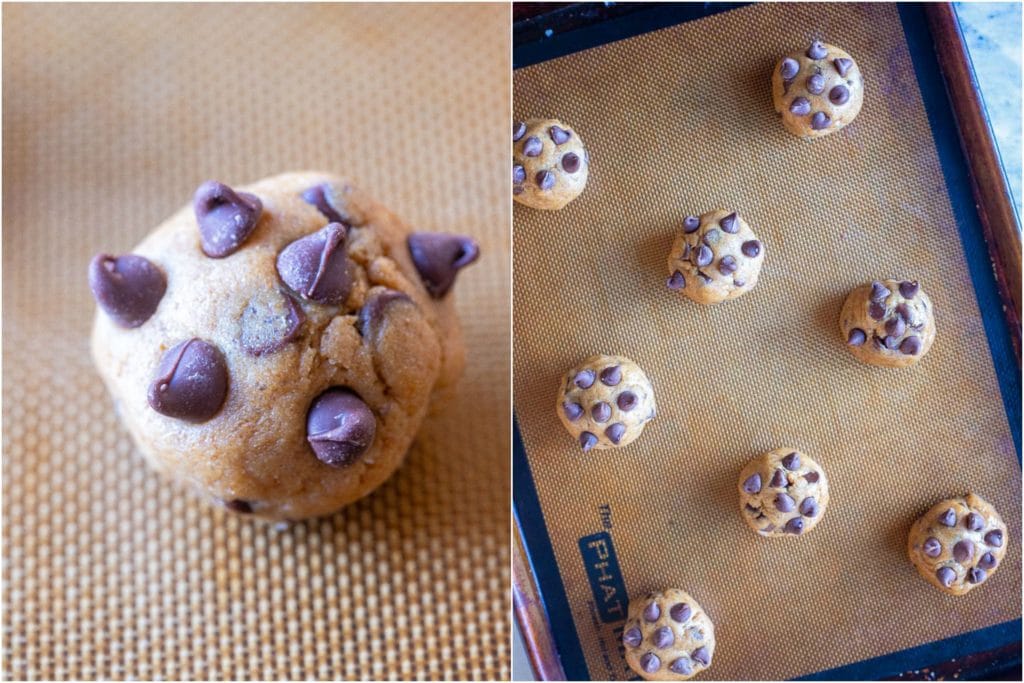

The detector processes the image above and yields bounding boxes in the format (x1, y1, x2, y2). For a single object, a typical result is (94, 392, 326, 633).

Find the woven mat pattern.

(3, 4, 509, 680)
(512, 3, 1020, 680)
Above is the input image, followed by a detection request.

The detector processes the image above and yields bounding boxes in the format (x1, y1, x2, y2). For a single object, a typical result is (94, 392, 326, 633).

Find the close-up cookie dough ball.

(622, 588, 716, 681)
(556, 354, 655, 452)
(907, 493, 1008, 595)
(772, 40, 864, 138)
(89, 172, 479, 521)
(512, 118, 589, 210)
(666, 209, 765, 305)
(839, 278, 935, 368)
(738, 448, 829, 537)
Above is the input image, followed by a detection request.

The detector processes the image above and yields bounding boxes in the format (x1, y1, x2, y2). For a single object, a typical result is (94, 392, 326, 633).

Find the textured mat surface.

(513, 3, 1020, 680)
(3, 3, 510, 680)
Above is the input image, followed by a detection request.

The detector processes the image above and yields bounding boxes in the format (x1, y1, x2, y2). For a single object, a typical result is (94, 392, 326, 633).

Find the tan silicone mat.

(2, 3, 510, 680)
(512, 3, 1020, 681)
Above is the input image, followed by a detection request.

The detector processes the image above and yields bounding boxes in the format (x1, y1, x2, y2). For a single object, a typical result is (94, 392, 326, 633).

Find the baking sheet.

(2, 3, 510, 679)
(512, 3, 1021, 680)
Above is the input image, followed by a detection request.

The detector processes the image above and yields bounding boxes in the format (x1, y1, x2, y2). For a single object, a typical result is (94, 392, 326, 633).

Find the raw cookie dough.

(666, 209, 765, 305)
(513, 118, 589, 210)
(623, 588, 715, 681)
(908, 493, 1008, 595)
(89, 172, 479, 521)
(557, 355, 655, 452)
(772, 40, 864, 139)
(840, 279, 935, 368)
(738, 448, 829, 537)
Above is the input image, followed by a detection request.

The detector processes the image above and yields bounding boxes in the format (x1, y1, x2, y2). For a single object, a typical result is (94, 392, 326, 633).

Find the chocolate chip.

(653, 626, 674, 649)
(780, 57, 800, 80)
(536, 170, 556, 191)
(623, 627, 642, 648)
(241, 289, 306, 356)
(549, 125, 571, 144)
(88, 253, 167, 328)
(848, 328, 867, 346)
(591, 402, 611, 423)
(770, 469, 786, 488)
(965, 512, 984, 531)
(745, 503, 760, 515)
(671, 658, 694, 676)
(868, 301, 886, 320)
(807, 41, 828, 60)
(718, 255, 738, 276)
(643, 602, 660, 622)
(953, 540, 974, 563)
(306, 388, 376, 467)
(513, 165, 526, 184)
(923, 537, 942, 557)
(784, 517, 805, 534)
(870, 281, 890, 301)
(936, 567, 955, 587)
(670, 602, 692, 623)
(277, 223, 352, 305)
(703, 229, 721, 246)
(807, 73, 826, 95)
(899, 336, 921, 355)
(695, 245, 713, 267)
(883, 335, 901, 350)
(682, 243, 692, 260)
(829, 85, 850, 105)
(741, 240, 761, 258)
(762, 523, 775, 532)
(800, 497, 818, 517)
(522, 136, 542, 157)
(720, 212, 739, 233)
(574, 370, 595, 389)
(984, 530, 1003, 547)
(225, 499, 253, 514)
(605, 423, 626, 445)
(789, 97, 811, 116)
(640, 653, 661, 674)
(563, 402, 583, 421)
(691, 647, 710, 667)
(617, 392, 638, 411)
(978, 552, 997, 570)
(667, 271, 686, 290)
(899, 280, 919, 298)
(896, 302, 913, 322)
(301, 183, 350, 225)
(968, 567, 986, 584)
(885, 316, 906, 338)
(743, 473, 762, 494)
(513, 121, 526, 141)
(834, 57, 853, 77)
(513, 186, 524, 195)
(148, 339, 228, 423)
(939, 508, 957, 527)
(804, 471, 820, 483)
(600, 365, 622, 386)
(407, 232, 480, 298)
(811, 112, 831, 130)
(683, 215, 700, 233)
(733, 278, 746, 288)
(580, 432, 598, 452)
(775, 492, 795, 512)
(193, 180, 263, 258)
(782, 452, 801, 470)
(562, 153, 581, 173)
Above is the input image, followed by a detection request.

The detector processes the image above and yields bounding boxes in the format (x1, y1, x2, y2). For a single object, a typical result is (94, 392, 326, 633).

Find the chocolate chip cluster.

(666, 209, 765, 305)
(772, 41, 864, 139)
(512, 118, 589, 211)
(622, 588, 715, 681)
(840, 278, 935, 368)
(738, 449, 829, 537)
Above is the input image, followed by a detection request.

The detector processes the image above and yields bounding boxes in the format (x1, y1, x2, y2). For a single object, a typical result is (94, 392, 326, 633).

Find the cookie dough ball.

(840, 279, 935, 368)
(622, 588, 715, 681)
(557, 355, 655, 452)
(772, 41, 864, 139)
(908, 494, 1007, 595)
(513, 118, 589, 210)
(666, 209, 765, 305)
(738, 448, 829, 537)
(89, 172, 479, 521)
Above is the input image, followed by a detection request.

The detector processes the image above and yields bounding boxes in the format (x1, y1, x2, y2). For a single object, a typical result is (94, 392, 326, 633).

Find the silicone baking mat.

(512, 3, 1020, 681)
(2, 3, 509, 680)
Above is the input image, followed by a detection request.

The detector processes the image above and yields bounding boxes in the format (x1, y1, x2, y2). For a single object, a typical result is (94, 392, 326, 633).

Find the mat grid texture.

(513, 3, 1020, 680)
(3, 4, 510, 680)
